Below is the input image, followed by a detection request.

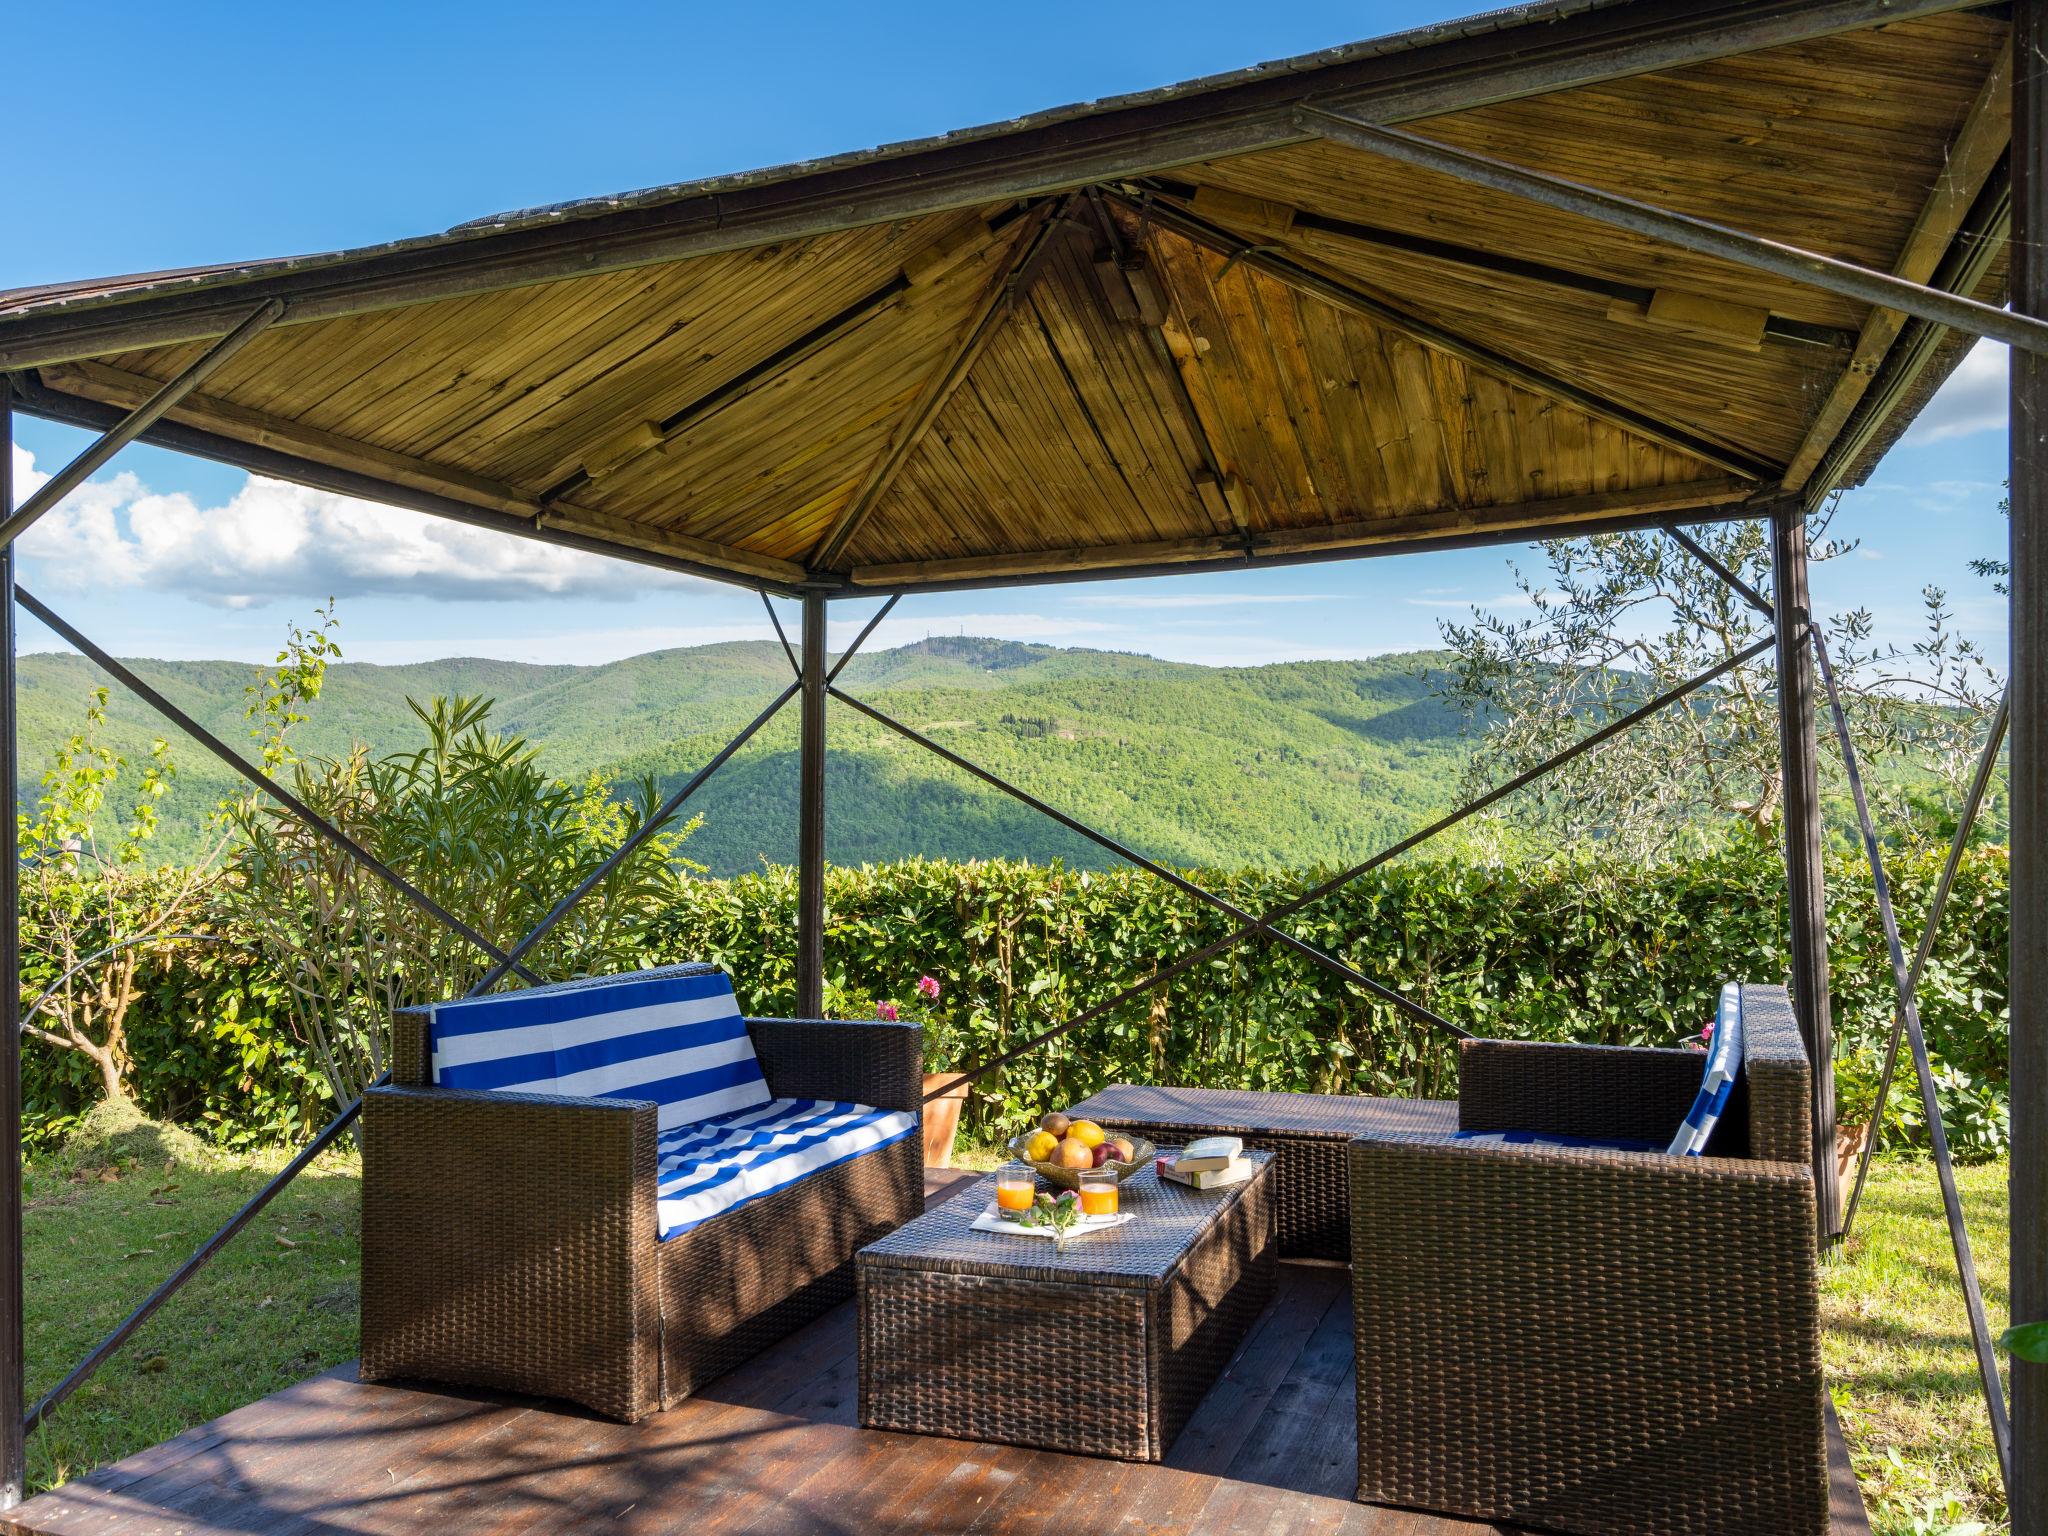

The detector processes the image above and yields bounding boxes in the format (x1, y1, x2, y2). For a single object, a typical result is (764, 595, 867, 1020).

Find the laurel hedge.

(22, 841, 2010, 1156)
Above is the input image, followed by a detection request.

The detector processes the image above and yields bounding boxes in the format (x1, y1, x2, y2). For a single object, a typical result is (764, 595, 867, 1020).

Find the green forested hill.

(15, 637, 1476, 874)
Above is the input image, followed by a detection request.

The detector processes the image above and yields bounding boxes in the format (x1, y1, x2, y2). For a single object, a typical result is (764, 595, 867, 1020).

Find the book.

(1171, 1135, 1243, 1173)
(1156, 1153, 1254, 1190)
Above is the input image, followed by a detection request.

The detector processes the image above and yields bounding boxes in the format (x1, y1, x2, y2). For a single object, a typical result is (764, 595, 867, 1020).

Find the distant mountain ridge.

(15, 636, 1477, 875)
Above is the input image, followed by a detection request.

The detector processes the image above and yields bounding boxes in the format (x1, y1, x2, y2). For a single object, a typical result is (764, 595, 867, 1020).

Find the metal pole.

(0, 300, 283, 550)
(0, 397, 23, 1509)
(796, 592, 827, 1017)
(1291, 108, 2048, 359)
(2010, 1, 2048, 1524)
(1772, 509, 1839, 1240)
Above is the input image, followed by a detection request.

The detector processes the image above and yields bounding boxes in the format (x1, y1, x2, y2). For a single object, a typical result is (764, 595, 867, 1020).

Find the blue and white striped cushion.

(1667, 981, 1745, 1156)
(654, 1098, 918, 1238)
(427, 967, 771, 1132)
(1451, 1129, 1661, 1152)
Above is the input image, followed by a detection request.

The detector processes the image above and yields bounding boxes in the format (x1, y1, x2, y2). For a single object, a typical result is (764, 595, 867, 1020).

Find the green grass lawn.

(1824, 1156, 2010, 1536)
(21, 1123, 2016, 1535)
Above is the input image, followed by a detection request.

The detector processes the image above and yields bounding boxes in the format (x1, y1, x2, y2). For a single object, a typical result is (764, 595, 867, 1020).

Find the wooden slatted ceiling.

(16, 8, 2009, 589)
(848, 216, 1723, 576)
(1169, 11, 2004, 475)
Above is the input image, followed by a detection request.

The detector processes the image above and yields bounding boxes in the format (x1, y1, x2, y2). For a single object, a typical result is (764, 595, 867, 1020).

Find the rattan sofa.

(1348, 981, 1825, 1536)
(359, 967, 925, 1422)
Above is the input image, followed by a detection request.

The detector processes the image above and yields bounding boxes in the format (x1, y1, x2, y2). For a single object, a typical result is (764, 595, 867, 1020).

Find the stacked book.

(1156, 1136, 1252, 1189)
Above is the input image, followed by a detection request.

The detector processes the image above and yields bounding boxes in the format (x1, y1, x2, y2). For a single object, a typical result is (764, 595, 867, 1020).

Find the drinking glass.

(1078, 1167, 1119, 1217)
(995, 1165, 1036, 1213)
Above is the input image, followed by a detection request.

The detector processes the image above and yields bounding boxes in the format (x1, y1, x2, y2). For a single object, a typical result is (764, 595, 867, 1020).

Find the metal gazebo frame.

(0, 1, 2039, 1527)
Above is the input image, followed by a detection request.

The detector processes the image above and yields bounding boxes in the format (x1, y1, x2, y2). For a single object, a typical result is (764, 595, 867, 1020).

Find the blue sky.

(4, 1, 2012, 672)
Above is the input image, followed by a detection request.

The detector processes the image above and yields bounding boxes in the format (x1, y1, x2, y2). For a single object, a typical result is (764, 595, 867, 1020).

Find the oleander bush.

(25, 840, 2008, 1157)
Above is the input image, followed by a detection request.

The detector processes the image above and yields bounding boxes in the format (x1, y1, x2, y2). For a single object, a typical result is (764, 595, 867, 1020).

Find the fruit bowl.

(1006, 1131, 1156, 1190)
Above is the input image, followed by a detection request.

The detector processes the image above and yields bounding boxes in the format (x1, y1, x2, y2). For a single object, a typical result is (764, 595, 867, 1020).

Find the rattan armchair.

(1348, 982, 1826, 1536)
(360, 990, 925, 1422)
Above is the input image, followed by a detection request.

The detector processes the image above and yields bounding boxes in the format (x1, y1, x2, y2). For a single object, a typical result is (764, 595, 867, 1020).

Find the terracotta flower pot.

(921, 1073, 969, 1168)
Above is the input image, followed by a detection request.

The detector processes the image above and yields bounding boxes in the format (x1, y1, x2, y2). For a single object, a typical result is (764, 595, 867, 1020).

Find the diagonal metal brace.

(16, 585, 539, 983)
(1811, 627, 2012, 1489)
(0, 300, 284, 549)
(929, 634, 1774, 1101)
(831, 683, 1471, 1044)
(1845, 687, 2009, 1234)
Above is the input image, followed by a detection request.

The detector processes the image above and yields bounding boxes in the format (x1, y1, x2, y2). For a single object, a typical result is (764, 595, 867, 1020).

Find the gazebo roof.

(0, 0, 2010, 596)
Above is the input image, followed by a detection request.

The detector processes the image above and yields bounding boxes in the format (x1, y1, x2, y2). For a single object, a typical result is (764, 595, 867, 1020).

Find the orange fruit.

(1069, 1120, 1106, 1149)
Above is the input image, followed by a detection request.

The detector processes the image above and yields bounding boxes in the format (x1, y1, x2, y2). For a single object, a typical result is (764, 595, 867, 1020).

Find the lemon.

(1024, 1129, 1059, 1162)
(1069, 1120, 1106, 1149)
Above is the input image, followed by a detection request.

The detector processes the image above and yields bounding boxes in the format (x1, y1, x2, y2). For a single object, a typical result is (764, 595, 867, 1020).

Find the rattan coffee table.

(856, 1153, 1276, 1463)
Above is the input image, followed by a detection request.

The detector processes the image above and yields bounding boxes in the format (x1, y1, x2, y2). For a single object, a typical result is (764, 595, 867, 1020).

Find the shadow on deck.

(5, 1170, 1870, 1536)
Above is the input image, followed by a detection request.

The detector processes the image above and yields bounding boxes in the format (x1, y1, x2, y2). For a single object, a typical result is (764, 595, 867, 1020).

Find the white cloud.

(10, 444, 692, 607)
(1903, 340, 2007, 445)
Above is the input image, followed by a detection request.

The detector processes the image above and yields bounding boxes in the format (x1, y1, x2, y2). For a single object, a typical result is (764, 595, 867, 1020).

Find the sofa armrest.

(1348, 1132, 1826, 1534)
(1457, 1037, 1704, 1145)
(746, 1016, 923, 1113)
(360, 1084, 661, 1421)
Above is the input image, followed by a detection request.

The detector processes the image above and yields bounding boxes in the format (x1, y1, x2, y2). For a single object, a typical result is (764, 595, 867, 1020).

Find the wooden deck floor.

(9, 1171, 1870, 1536)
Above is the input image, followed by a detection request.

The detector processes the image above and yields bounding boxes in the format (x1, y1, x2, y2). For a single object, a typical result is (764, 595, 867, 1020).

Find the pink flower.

(1700, 1020, 1716, 1042)
(876, 1001, 900, 1022)
(917, 975, 941, 1000)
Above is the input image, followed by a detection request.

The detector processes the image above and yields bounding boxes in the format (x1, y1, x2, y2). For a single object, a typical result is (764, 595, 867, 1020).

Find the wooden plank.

(850, 476, 1755, 586)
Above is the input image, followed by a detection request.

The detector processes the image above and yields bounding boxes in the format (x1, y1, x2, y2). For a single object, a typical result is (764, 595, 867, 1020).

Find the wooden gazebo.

(0, 0, 2040, 1531)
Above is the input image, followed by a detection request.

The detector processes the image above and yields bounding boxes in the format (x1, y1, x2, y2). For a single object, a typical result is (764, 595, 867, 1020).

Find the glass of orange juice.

(995, 1165, 1036, 1213)
(1078, 1168, 1119, 1217)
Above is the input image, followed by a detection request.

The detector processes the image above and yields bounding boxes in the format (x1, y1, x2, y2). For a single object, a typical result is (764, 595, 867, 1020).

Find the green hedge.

(22, 843, 2011, 1155)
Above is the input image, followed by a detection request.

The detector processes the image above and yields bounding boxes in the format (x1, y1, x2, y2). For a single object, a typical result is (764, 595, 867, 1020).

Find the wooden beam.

(20, 365, 805, 592)
(808, 204, 1065, 570)
(0, 0, 1983, 371)
(1782, 41, 2013, 491)
(850, 477, 1755, 587)
(1121, 191, 1779, 482)
(536, 505, 804, 586)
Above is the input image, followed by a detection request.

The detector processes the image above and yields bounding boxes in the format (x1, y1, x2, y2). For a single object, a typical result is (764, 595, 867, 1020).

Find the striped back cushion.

(1666, 981, 1744, 1156)
(427, 965, 771, 1131)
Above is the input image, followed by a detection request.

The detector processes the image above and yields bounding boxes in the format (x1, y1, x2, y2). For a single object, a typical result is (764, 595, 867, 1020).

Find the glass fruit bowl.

(1005, 1131, 1156, 1189)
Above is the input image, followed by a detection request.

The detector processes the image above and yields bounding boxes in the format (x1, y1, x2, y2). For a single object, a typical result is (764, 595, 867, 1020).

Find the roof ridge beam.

(1292, 104, 2048, 358)
(808, 201, 1070, 570)
(0, 0, 1985, 371)
(1117, 189, 1777, 481)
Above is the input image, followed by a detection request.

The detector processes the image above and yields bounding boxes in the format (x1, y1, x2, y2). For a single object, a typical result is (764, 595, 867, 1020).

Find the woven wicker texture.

(362, 1012, 922, 1422)
(857, 1157, 1276, 1460)
(1349, 982, 1826, 1536)
(1068, 1085, 1454, 1260)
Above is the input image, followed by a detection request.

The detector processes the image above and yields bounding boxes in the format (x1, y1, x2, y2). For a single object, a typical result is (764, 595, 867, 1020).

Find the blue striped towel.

(1666, 981, 1744, 1156)
(654, 1098, 918, 1238)
(427, 966, 772, 1132)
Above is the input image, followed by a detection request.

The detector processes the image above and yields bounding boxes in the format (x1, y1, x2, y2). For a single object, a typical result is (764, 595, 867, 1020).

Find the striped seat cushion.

(655, 1098, 918, 1239)
(1450, 1129, 1661, 1153)
(426, 965, 772, 1132)
(1667, 981, 1745, 1156)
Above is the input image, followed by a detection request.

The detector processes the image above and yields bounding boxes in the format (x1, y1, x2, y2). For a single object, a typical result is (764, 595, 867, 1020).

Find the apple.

(1091, 1143, 1114, 1168)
